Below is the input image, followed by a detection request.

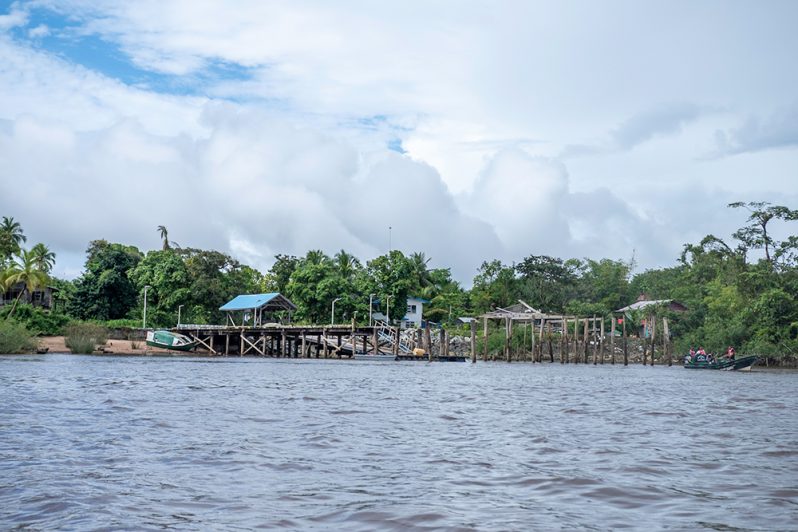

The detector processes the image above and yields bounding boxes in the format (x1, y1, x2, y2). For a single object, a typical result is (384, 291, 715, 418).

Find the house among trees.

(219, 292, 297, 326)
(615, 294, 688, 314)
(615, 294, 687, 338)
(373, 295, 429, 328)
(0, 282, 58, 309)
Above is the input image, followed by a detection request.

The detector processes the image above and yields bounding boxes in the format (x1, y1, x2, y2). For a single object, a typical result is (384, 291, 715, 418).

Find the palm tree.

(4, 249, 49, 319)
(0, 216, 26, 260)
(30, 243, 56, 274)
(409, 251, 433, 291)
(157, 225, 170, 250)
(334, 250, 359, 280)
(304, 249, 329, 266)
(1, 217, 26, 248)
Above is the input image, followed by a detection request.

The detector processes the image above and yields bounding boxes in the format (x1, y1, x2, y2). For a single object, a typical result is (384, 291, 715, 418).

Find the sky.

(1, 0, 796, 283)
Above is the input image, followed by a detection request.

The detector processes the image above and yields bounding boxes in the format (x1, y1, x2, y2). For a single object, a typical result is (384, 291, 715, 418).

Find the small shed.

(219, 293, 297, 326)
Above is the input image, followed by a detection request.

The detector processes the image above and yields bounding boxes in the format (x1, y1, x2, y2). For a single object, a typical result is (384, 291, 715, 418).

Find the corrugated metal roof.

(615, 299, 672, 312)
(219, 293, 296, 312)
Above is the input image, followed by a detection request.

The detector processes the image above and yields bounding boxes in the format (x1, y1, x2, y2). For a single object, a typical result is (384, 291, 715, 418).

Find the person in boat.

(695, 347, 706, 362)
(707, 353, 715, 364)
(726, 346, 736, 360)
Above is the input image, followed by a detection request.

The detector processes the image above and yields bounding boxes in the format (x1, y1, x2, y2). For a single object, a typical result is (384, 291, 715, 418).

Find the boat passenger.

(726, 346, 736, 360)
(697, 347, 706, 356)
(689, 347, 696, 356)
(707, 353, 715, 364)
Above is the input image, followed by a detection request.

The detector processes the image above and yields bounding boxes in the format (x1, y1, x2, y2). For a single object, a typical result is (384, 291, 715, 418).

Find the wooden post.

(372, 326, 378, 355)
(210, 335, 215, 356)
(622, 316, 628, 366)
(416, 328, 423, 350)
(610, 317, 616, 364)
(239, 332, 244, 357)
(261, 333, 267, 357)
(560, 318, 566, 364)
(470, 320, 477, 363)
(281, 329, 287, 358)
(663, 317, 671, 366)
(362, 334, 367, 356)
(505, 318, 512, 362)
(393, 326, 400, 357)
(583, 318, 589, 364)
(322, 328, 329, 358)
(599, 318, 605, 364)
(351, 318, 356, 357)
(301, 332, 307, 358)
(539, 318, 546, 363)
(424, 326, 432, 361)
(225, 333, 230, 356)
(650, 317, 656, 366)
(482, 317, 488, 362)
(530, 320, 536, 363)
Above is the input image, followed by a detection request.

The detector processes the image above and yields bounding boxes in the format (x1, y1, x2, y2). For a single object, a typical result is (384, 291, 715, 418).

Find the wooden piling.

(372, 327, 378, 355)
(470, 320, 477, 363)
(301, 332, 307, 358)
(482, 317, 488, 362)
(583, 318, 589, 364)
(322, 328, 329, 358)
(424, 326, 432, 361)
(622, 316, 628, 366)
(505, 318, 512, 362)
(663, 317, 671, 366)
(282, 329, 288, 357)
(599, 318, 605, 364)
(393, 327, 400, 357)
(610, 317, 616, 364)
(547, 321, 554, 362)
(650, 317, 656, 366)
(239, 332, 244, 357)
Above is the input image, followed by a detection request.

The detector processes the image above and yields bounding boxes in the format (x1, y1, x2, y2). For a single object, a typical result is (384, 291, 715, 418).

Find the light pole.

(386, 295, 392, 325)
(143, 285, 151, 329)
(177, 304, 184, 327)
(331, 297, 341, 325)
(369, 293, 376, 326)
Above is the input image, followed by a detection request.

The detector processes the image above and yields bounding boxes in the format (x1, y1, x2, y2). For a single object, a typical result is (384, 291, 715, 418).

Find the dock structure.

(175, 324, 382, 357)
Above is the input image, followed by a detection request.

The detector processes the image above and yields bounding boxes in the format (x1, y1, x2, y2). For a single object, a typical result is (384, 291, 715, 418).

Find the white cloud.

(1, 1, 797, 284)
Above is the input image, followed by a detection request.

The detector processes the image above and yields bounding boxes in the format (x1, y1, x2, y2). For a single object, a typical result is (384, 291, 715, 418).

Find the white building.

(373, 296, 429, 328)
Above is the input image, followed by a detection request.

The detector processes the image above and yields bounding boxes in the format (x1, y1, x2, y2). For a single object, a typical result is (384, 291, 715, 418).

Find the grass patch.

(0, 320, 36, 354)
(65, 323, 109, 354)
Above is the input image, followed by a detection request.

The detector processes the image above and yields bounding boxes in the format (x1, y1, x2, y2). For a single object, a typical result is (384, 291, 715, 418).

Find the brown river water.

(1, 354, 796, 530)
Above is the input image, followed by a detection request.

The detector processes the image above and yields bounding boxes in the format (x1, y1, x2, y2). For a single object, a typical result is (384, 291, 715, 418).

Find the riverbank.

(37, 336, 176, 356)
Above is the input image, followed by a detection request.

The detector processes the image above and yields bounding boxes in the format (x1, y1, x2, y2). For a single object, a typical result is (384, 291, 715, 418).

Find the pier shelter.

(219, 292, 297, 326)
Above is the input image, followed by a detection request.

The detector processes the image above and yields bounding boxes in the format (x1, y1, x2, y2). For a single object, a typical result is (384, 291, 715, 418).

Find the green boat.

(146, 330, 197, 352)
(683, 354, 758, 371)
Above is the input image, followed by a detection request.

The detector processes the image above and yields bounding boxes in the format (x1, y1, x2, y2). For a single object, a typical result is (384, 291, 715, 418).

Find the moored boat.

(352, 353, 398, 361)
(683, 354, 757, 371)
(146, 330, 198, 352)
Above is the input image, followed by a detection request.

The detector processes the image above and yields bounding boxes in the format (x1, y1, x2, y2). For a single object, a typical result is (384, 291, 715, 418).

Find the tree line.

(1, 202, 797, 359)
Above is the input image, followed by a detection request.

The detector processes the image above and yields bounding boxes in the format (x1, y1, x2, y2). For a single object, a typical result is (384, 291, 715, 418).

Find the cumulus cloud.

(714, 103, 798, 156)
(1, 1, 797, 285)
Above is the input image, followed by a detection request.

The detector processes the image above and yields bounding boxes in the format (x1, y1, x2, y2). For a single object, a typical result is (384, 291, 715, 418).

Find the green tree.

(470, 260, 519, 313)
(364, 250, 414, 322)
(157, 225, 171, 251)
(30, 243, 56, 274)
(4, 249, 49, 319)
(0, 216, 26, 261)
(68, 240, 143, 321)
(728, 201, 798, 264)
(129, 250, 191, 326)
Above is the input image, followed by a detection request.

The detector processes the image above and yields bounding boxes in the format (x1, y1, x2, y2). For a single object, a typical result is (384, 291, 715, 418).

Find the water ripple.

(0, 355, 796, 530)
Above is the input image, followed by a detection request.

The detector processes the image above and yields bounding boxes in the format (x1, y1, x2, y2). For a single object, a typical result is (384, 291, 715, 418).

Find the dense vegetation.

(1, 202, 797, 362)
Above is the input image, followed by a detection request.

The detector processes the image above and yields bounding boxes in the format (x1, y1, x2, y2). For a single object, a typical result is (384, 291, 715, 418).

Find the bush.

(65, 323, 109, 354)
(0, 321, 36, 354)
(0, 304, 71, 336)
(101, 318, 141, 329)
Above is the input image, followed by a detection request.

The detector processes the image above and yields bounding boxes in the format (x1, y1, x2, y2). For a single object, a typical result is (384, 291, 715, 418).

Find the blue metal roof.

(219, 293, 295, 312)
